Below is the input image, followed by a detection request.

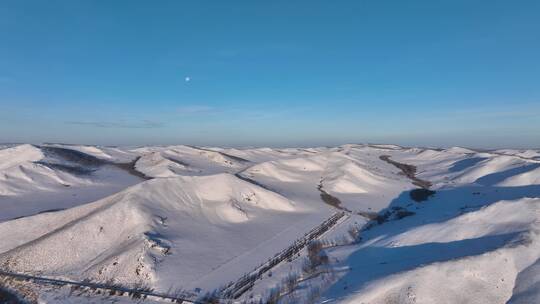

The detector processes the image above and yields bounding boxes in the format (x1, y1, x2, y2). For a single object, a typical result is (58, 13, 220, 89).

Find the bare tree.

(347, 224, 361, 243)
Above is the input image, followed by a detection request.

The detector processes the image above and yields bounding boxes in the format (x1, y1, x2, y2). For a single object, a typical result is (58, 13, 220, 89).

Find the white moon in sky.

(185, 76, 191, 82)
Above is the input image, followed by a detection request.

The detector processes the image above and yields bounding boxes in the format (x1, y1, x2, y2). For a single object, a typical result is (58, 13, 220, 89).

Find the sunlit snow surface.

(0, 143, 538, 303)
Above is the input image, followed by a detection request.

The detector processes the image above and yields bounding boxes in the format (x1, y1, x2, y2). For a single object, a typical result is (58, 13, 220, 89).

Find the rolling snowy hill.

(0, 144, 538, 304)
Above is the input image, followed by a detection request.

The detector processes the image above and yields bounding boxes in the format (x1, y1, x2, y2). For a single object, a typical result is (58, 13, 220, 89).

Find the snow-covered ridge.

(0, 143, 539, 303)
(0, 144, 143, 221)
(0, 173, 298, 288)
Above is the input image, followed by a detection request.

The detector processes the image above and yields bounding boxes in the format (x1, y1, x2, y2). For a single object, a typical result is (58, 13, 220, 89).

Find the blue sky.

(1, 1, 539, 148)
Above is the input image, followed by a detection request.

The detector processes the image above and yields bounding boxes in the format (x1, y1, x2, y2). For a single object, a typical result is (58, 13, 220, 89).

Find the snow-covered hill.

(0, 144, 143, 221)
(133, 145, 252, 177)
(0, 174, 310, 293)
(0, 143, 538, 304)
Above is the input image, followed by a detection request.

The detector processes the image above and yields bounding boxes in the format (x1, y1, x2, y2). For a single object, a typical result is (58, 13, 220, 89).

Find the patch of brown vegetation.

(379, 155, 432, 189)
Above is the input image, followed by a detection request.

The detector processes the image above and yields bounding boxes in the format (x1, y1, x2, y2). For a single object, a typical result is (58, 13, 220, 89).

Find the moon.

(185, 76, 191, 82)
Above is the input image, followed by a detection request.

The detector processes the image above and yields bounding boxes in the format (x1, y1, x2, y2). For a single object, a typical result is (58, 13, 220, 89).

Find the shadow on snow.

(324, 182, 540, 299)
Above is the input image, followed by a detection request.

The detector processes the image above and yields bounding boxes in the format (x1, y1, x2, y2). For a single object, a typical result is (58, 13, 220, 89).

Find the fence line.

(0, 270, 202, 304)
(221, 211, 346, 299)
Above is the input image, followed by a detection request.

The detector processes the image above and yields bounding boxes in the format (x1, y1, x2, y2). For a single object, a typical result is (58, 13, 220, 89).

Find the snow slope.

(508, 257, 540, 304)
(0, 144, 143, 221)
(43, 144, 139, 163)
(134, 145, 251, 177)
(323, 198, 540, 304)
(0, 173, 328, 293)
(241, 147, 412, 214)
(1, 143, 539, 304)
(316, 146, 540, 304)
(0, 144, 75, 196)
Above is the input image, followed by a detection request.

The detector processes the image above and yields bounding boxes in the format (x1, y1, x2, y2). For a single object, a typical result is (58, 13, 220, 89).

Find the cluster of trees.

(264, 272, 320, 304)
(263, 239, 332, 304)
(302, 241, 329, 274)
(222, 212, 345, 299)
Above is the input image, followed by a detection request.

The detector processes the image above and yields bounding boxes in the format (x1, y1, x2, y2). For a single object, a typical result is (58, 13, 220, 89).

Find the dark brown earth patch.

(409, 188, 436, 202)
(379, 155, 432, 189)
(317, 182, 352, 212)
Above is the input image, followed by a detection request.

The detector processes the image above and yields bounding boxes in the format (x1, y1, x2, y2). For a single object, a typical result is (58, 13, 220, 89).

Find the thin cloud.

(176, 105, 215, 115)
(65, 120, 164, 129)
